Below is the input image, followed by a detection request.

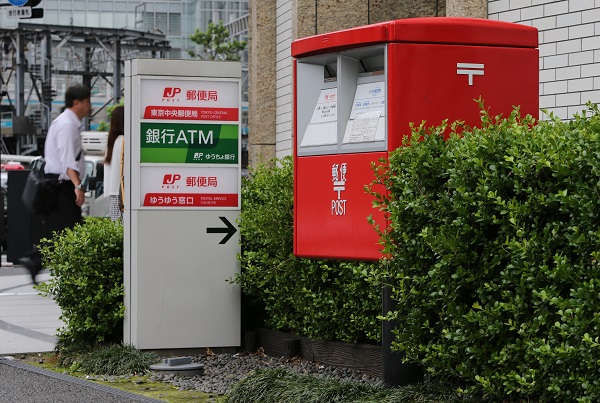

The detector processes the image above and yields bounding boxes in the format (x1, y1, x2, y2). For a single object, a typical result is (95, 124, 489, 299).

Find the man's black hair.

(65, 85, 91, 108)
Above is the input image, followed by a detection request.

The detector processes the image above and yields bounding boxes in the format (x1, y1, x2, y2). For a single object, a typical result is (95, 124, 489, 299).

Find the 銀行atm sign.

(140, 122, 238, 164)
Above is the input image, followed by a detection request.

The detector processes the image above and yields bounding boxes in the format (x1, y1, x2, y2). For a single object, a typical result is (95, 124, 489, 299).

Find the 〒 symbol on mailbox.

(456, 63, 485, 86)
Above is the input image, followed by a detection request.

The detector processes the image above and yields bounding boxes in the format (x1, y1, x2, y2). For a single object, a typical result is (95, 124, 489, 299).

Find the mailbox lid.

(292, 17, 537, 58)
(292, 22, 389, 57)
(387, 17, 538, 48)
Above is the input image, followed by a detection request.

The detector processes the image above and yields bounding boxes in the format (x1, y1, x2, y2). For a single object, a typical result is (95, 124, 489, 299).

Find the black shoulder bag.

(21, 159, 61, 215)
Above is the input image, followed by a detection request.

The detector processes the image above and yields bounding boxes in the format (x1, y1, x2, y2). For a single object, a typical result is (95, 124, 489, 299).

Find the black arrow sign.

(207, 216, 237, 244)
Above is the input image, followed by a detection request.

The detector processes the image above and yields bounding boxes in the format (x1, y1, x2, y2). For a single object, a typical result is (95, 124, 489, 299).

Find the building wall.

(251, 0, 599, 163)
(489, 0, 600, 120)
(446, 0, 486, 18)
(248, 0, 278, 164)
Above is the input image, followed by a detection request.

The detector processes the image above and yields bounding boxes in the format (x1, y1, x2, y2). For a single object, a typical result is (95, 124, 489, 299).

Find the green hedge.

(372, 103, 600, 401)
(235, 156, 381, 344)
(37, 218, 125, 348)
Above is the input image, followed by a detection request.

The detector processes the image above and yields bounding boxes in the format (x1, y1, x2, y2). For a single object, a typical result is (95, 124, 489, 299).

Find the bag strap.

(119, 139, 125, 212)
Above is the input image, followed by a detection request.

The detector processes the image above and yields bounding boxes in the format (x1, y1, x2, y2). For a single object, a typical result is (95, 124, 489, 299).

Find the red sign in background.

(143, 106, 239, 121)
(143, 193, 238, 207)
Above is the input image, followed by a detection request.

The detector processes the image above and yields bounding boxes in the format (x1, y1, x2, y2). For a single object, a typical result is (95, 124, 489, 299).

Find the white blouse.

(104, 135, 124, 197)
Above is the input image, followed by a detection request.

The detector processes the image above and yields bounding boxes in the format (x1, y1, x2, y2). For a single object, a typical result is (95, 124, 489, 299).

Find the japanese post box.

(292, 17, 539, 260)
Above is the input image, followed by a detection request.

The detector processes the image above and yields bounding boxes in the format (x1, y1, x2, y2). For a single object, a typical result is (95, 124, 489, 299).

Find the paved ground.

(0, 358, 160, 403)
(0, 260, 61, 355)
(0, 256, 163, 402)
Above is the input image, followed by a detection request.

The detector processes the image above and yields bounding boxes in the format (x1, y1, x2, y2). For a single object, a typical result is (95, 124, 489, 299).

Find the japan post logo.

(162, 87, 181, 98)
(163, 174, 181, 185)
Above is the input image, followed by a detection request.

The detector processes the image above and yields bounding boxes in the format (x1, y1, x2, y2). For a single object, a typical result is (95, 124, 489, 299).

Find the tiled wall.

(489, 0, 600, 119)
(275, 0, 293, 159)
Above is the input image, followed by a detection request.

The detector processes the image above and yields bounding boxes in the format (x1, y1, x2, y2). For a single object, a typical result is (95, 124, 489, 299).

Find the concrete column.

(293, 0, 449, 40)
(293, 0, 316, 40)
(369, 0, 445, 22)
(445, 0, 487, 18)
(294, 0, 368, 39)
(248, 0, 277, 166)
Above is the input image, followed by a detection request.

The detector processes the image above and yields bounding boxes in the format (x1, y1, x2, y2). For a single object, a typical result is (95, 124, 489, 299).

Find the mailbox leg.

(382, 285, 424, 387)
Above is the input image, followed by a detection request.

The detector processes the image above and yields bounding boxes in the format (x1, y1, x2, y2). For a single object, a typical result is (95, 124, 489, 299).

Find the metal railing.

(224, 14, 248, 38)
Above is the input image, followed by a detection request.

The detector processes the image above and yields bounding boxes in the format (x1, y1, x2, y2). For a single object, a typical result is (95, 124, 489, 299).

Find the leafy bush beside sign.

(235, 156, 382, 344)
(37, 218, 125, 349)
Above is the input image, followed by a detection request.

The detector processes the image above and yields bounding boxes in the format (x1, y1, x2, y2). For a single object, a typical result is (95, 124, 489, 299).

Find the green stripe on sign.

(218, 125, 239, 139)
(141, 148, 189, 163)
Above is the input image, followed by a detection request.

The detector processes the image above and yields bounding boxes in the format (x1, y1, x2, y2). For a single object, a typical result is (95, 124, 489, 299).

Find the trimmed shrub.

(235, 156, 381, 343)
(37, 218, 125, 348)
(372, 103, 600, 401)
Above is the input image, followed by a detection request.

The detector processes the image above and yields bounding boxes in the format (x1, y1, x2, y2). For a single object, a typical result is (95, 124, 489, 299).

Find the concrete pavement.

(0, 257, 61, 355)
(0, 358, 160, 402)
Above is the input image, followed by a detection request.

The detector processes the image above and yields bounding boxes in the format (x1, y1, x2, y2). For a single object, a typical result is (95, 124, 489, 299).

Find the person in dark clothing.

(19, 85, 91, 284)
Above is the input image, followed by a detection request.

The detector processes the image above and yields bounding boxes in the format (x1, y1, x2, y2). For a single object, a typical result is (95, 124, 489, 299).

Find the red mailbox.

(293, 17, 539, 261)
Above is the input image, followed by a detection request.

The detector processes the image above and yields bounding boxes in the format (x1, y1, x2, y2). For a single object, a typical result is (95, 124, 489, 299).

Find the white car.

(81, 154, 108, 217)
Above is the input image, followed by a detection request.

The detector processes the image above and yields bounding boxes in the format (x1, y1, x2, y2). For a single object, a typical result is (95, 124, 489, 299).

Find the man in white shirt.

(19, 85, 91, 284)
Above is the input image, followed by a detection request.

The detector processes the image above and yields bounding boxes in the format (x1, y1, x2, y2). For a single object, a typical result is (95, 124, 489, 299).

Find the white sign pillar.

(124, 59, 241, 349)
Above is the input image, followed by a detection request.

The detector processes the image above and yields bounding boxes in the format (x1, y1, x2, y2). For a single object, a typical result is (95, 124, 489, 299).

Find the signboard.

(5, 0, 43, 19)
(124, 59, 242, 350)
(8, 0, 28, 6)
(140, 165, 239, 207)
(6, 6, 31, 18)
(138, 76, 240, 209)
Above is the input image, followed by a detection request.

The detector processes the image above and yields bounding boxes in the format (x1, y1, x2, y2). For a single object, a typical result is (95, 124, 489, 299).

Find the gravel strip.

(148, 350, 382, 395)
